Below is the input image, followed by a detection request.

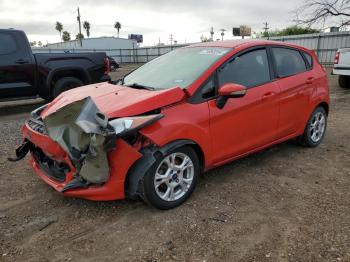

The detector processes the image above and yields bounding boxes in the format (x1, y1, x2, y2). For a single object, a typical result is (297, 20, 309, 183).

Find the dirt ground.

(0, 65, 350, 262)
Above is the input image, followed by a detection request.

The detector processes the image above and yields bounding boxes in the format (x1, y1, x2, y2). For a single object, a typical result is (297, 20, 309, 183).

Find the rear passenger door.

(0, 31, 36, 99)
(271, 47, 314, 139)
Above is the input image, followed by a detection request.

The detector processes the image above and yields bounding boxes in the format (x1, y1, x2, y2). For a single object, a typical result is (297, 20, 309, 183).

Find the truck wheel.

(339, 75, 350, 89)
(139, 146, 199, 210)
(52, 77, 84, 98)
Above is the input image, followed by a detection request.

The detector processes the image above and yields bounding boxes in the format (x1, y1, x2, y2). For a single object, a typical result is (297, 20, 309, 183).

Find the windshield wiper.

(125, 83, 155, 91)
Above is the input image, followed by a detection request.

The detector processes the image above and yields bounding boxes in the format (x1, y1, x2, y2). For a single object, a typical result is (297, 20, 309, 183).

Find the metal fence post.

(135, 48, 138, 63)
(146, 48, 149, 62)
(119, 49, 122, 64)
(316, 34, 321, 57)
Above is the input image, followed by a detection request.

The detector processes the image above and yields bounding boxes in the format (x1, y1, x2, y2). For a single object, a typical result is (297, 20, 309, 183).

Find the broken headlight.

(30, 103, 48, 119)
(109, 114, 163, 136)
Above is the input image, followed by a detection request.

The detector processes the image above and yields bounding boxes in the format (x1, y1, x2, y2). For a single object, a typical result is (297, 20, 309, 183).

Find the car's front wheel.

(140, 146, 199, 209)
(298, 107, 327, 147)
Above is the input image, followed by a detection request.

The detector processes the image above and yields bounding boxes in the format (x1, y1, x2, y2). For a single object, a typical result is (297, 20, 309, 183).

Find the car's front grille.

(27, 118, 47, 135)
(32, 146, 70, 182)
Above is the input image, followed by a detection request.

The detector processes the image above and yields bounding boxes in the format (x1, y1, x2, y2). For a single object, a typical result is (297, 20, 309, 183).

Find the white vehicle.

(333, 48, 350, 88)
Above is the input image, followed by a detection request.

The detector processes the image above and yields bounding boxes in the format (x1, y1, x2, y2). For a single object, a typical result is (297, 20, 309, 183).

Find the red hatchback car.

(12, 40, 330, 209)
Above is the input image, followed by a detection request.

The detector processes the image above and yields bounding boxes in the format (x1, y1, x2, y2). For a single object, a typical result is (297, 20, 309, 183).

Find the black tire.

(338, 75, 350, 89)
(297, 107, 327, 147)
(52, 77, 84, 98)
(140, 146, 200, 210)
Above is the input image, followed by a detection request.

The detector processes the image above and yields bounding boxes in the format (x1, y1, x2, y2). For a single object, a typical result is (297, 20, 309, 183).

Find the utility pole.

(210, 27, 214, 41)
(169, 34, 173, 46)
(263, 22, 269, 39)
(77, 7, 82, 47)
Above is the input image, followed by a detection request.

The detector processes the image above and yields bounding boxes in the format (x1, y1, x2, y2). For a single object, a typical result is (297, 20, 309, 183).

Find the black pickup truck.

(0, 29, 111, 101)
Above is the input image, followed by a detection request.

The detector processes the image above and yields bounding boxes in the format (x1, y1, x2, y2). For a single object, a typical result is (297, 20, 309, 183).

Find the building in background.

(46, 36, 137, 50)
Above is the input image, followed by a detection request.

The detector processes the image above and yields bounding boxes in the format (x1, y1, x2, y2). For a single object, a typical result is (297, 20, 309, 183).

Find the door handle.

(15, 59, 29, 64)
(262, 92, 275, 100)
(306, 77, 314, 84)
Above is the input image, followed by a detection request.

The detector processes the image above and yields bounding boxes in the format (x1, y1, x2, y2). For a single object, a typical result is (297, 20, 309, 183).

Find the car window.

(218, 49, 271, 88)
(272, 47, 307, 77)
(0, 33, 17, 55)
(123, 47, 230, 90)
(303, 52, 313, 68)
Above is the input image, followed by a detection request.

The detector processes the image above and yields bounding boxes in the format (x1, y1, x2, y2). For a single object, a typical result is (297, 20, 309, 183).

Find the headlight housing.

(108, 114, 163, 136)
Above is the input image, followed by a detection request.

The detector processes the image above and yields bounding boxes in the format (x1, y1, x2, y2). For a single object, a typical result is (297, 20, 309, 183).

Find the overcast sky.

(0, 0, 307, 45)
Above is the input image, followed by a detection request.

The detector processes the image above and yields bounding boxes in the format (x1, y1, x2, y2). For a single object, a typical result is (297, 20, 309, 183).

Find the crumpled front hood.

(41, 82, 186, 119)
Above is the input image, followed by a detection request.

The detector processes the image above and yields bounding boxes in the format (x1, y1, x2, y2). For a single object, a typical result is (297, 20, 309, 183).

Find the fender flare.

(125, 139, 196, 199)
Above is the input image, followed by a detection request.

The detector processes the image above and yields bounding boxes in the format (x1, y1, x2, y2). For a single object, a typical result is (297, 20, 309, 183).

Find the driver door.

(209, 48, 280, 164)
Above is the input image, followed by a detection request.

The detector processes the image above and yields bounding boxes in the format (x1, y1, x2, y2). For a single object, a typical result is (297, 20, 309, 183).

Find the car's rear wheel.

(52, 77, 84, 98)
(338, 75, 350, 89)
(298, 107, 327, 147)
(140, 146, 199, 209)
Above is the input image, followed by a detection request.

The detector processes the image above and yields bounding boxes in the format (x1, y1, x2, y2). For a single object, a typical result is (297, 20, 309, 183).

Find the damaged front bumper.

(11, 96, 170, 203)
(19, 121, 142, 200)
(10, 96, 168, 201)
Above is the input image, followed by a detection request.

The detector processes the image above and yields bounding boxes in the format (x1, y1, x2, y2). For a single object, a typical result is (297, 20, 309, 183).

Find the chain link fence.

(33, 31, 350, 66)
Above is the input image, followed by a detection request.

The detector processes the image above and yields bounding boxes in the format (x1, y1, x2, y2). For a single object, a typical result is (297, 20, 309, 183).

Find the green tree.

(76, 33, 84, 40)
(55, 21, 63, 41)
(268, 26, 320, 37)
(83, 21, 91, 38)
(114, 21, 121, 37)
(62, 31, 71, 42)
(38, 41, 42, 47)
(29, 41, 37, 47)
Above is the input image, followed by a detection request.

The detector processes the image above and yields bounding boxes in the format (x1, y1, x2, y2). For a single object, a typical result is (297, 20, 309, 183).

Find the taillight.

(334, 51, 340, 64)
(104, 57, 111, 74)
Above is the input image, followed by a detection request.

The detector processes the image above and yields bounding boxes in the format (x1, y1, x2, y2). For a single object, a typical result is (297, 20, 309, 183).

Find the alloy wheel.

(310, 111, 326, 143)
(153, 152, 194, 202)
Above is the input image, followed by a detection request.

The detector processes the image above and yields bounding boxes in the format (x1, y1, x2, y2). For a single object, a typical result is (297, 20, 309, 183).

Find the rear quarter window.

(272, 47, 307, 77)
(303, 52, 313, 68)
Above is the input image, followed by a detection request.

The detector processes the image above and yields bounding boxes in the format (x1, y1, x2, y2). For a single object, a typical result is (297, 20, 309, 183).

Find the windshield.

(123, 47, 231, 90)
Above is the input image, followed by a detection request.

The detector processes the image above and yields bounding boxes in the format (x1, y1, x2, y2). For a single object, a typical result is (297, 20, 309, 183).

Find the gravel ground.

(0, 66, 349, 262)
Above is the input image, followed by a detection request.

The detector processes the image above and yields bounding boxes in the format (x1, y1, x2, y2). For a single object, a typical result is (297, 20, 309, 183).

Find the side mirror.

(218, 83, 247, 98)
(216, 83, 247, 109)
